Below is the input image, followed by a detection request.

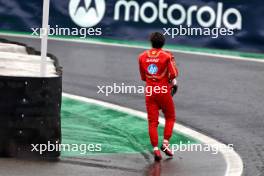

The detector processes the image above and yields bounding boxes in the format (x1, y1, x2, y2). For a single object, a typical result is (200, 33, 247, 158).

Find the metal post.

(40, 0, 50, 77)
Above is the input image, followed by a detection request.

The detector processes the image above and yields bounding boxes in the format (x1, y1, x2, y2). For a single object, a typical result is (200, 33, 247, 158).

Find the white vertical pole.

(40, 0, 50, 77)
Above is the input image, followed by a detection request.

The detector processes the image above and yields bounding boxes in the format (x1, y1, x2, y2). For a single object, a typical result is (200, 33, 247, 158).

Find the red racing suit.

(138, 48, 178, 147)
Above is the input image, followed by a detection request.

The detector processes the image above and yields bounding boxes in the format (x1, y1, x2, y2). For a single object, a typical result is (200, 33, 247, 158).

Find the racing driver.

(138, 32, 179, 161)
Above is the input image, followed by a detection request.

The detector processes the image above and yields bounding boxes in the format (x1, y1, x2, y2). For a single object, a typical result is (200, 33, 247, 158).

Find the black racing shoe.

(160, 143, 174, 157)
(154, 150, 162, 161)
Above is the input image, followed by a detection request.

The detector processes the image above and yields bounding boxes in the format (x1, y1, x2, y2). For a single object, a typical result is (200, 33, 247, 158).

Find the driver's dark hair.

(150, 32, 165, 49)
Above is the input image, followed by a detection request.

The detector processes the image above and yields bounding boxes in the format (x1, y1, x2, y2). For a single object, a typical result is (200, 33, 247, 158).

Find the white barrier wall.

(0, 44, 57, 77)
(0, 43, 27, 54)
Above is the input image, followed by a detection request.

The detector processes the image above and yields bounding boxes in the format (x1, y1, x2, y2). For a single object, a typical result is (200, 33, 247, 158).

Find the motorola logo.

(69, 0, 106, 27)
(68, 0, 242, 30)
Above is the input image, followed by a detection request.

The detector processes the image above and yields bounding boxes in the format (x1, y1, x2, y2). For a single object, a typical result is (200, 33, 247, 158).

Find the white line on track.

(62, 92, 243, 176)
(1, 32, 264, 63)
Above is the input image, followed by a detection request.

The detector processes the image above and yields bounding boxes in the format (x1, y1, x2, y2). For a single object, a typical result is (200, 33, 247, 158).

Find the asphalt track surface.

(1, 36, 264, 176)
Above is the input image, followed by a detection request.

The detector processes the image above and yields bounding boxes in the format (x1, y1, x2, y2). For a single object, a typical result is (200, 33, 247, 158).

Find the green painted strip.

(61, 96, 197, 157)
(0, 29, 264, 59)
